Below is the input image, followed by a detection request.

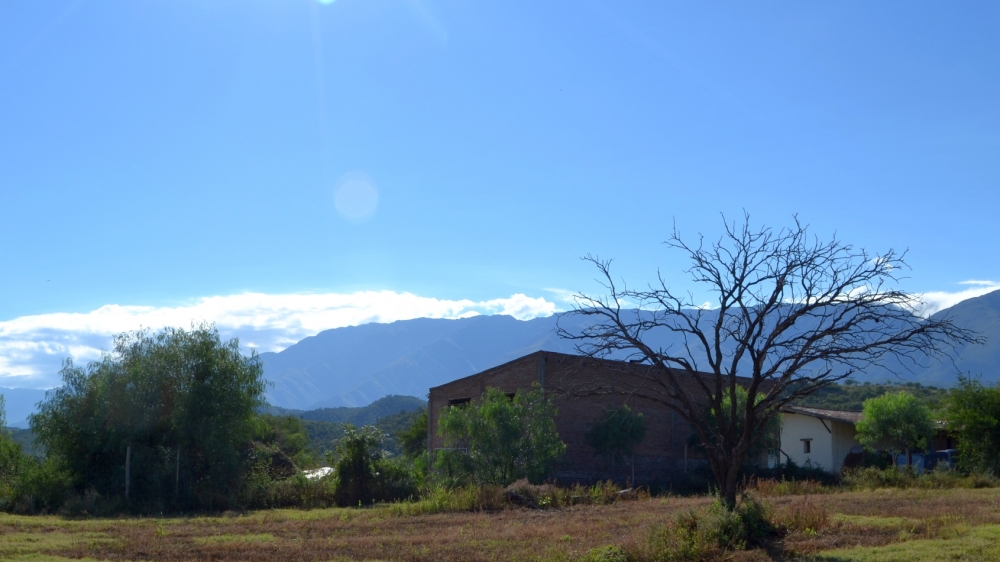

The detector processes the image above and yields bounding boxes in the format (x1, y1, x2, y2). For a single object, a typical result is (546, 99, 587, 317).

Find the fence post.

(175, 448, 181, 500)
(125, 445, 131, 501)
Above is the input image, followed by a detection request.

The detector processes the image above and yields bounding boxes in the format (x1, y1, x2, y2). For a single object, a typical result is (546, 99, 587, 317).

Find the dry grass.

(1, 487, 1000, 561)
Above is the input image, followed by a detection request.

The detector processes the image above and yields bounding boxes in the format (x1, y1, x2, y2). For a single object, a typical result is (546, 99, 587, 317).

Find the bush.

(6, 455, 73, 514)
(331, 425, 417, 507)
(841, 466, 999, 490)
(635, 494, 780, 560)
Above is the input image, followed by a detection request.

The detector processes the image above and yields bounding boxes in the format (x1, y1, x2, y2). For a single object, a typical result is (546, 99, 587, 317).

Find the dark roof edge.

(428, 350, 746, 393)
(781, 405, 863, 424)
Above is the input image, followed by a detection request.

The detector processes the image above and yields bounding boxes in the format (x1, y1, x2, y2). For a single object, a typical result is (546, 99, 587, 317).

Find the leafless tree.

(557, 214, 981, 508)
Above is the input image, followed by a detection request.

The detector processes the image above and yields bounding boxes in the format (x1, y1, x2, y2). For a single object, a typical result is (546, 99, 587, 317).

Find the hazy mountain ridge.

(259, 314, 586, 409)
(260, 291, 1000, 409)
(4, 291, 999, 415)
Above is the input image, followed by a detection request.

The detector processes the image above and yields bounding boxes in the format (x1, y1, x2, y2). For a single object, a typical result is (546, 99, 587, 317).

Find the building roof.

(427, 350, 754, 393)
(781, 405, 863, 425)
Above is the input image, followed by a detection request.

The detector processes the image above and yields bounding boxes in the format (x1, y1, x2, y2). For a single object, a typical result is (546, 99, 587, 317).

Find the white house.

(780, 406, 863, 472)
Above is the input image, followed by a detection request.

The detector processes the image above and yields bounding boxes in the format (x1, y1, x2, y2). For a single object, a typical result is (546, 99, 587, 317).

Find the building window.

(802, 439, 812, 454)
(448, 397, 471, 407)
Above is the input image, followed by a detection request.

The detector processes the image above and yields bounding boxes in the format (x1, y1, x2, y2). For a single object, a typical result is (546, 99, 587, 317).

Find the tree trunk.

(707, 439, 750, 510)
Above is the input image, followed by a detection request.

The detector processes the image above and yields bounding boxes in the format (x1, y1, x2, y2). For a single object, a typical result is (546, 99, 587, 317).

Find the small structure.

(779, 406, 863, 472)
(427, 351, 733, 486)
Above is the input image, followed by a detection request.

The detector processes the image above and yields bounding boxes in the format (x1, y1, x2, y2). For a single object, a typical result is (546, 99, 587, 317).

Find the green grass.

(811, 524, 1000, 561)
(0, 531, 113, 559)
(193, 532, 277, 544)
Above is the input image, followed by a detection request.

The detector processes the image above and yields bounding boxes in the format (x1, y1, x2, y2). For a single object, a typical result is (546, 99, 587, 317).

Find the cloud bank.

(0, 291, 556, 388)
(914, 280, 1000, 318)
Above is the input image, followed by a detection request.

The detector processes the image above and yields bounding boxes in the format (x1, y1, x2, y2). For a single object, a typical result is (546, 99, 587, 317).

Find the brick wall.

(428, 351, 711, 486)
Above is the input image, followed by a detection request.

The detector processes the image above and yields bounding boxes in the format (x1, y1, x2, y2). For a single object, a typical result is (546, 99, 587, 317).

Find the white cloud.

(0, 291, 556, 388)
(913, 280, 1000, 318)
(543, 288, 579, 307)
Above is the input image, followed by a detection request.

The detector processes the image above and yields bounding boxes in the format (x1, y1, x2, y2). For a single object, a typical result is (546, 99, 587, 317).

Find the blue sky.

(1, 1, 999, 388)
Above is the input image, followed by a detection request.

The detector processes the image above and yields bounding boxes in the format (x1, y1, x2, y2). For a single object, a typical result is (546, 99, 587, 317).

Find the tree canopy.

(437, 385, 565, 486)
(30, 325, 267, 512)
(944, 376, 1000, 474)
(585, 404, 646, 482)
(856, 392, 935, 464)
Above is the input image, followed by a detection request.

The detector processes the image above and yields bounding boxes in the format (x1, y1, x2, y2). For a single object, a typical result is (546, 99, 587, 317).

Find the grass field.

(3, 487, 1000, 561)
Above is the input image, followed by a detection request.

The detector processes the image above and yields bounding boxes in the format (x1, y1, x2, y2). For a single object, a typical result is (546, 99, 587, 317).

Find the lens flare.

(334, 172, 379, 223)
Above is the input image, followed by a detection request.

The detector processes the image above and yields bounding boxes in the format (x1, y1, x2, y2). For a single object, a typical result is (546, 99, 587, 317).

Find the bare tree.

(558, 214, 981, 508)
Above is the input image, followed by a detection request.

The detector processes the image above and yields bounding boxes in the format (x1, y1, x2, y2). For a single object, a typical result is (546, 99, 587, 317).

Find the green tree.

(397, 409, 428, 459)
(437, 385, 566, 486)
(331, 424, 416, 506)
(585, 404, 647, 482)
(30, 325, 267, 512)
(855, 392, 935, 466)
(944, 376, 1000, 474)
(259, 415, 316, 469)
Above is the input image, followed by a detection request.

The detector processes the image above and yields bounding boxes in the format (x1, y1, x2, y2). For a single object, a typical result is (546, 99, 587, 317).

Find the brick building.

(427, 351, 715, 486)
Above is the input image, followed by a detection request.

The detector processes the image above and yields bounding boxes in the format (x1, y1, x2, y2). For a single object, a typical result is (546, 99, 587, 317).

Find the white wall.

(780, 413, 859, 472)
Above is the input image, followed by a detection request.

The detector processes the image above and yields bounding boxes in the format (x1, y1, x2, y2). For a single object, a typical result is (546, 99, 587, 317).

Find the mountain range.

(4, 289, 999, 418)
(260, 290, 1000, 410)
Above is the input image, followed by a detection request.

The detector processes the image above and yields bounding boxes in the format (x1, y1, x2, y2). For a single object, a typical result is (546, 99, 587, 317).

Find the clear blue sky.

(1, 1, 999, 387)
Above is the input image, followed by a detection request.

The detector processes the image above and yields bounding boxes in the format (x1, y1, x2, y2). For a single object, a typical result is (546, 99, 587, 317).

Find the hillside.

(265, 395, 427, 458)
(266, 394, 425, 425)
(792, 381, 949, 411)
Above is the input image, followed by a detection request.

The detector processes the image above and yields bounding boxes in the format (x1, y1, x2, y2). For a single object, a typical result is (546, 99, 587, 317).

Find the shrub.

(841, 466, 999, 490)
(331, 424, 417, 507)
(6, 455, 73, 514)
(773, 497, 828, 533)
(635, 494, 780, 560)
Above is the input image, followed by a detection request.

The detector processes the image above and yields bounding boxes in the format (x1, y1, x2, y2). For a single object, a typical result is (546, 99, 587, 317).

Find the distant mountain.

(4, 290, 999, 416)
(903, 289, 1000, 386)
(260, 291, 1000, 409)
(259, 314, 587, 409)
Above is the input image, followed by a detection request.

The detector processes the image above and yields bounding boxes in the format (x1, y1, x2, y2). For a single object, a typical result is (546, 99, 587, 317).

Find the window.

(448, 397, 471, 407)
(802, 439, 812, 454)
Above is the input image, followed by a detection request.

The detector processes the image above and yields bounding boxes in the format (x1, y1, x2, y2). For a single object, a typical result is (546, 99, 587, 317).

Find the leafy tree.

(331, 424, 416, 506)
(30, 325, 267, 512)
(944, 376, 1000, 474)
(558, 214, 978, 508)
(585, 404, 646, 482)
(397, 409, 428, 459)
(856, 392, 935, 466)
(437, 385, 566, 486)
(259, 415, 316, 469)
